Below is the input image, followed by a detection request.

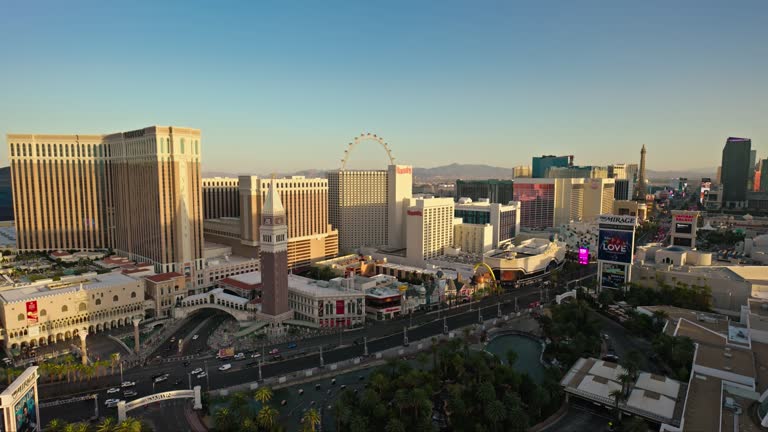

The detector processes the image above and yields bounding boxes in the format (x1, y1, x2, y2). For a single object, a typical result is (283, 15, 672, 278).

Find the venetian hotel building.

(8, 126, 204, 279)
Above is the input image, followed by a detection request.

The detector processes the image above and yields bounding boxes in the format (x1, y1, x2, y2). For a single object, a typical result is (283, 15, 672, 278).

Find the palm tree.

(254, 386, 273, 405)
(301, 408, 321, 432)
(257, 405, 278, 430)
(110, 353, 119, 375)
(609, 389, 625, 421)
(241, 417, 258, 432)
(115, 418, 143, 432)
(46, 419, 66, 432)
(229, 391, 249, 416)
(618, 372, 634, 397)
(215, 408, 234, 431)
(485, 400, 507, 432)
(384, 418, 406, 432)
(96, 417, 116, 432)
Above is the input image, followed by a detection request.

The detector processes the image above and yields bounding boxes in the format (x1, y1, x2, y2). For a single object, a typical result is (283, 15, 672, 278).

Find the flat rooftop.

(287, 274, 364, 298)
(0, 272, 138, 303)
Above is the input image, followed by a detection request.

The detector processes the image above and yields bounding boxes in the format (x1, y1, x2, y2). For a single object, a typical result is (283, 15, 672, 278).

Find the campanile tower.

(259, 176, 290, 317)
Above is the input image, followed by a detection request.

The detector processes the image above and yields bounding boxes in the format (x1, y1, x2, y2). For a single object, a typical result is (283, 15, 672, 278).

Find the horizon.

(2, 1, 767, 172)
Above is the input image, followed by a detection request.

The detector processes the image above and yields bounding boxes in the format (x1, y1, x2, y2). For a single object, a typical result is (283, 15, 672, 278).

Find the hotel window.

(61, 305, 68, 312)
(180, 138, 185, 153)
(195, 140, 199, 155)
(113, 295, 119, 302)
(17, 313, 23, 321)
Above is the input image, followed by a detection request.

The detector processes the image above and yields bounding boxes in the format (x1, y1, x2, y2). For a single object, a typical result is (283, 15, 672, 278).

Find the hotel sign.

(396, 166, 412, 175)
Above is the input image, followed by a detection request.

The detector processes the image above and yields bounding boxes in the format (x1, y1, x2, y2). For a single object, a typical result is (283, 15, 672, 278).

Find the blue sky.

(1, 0, 767, 173)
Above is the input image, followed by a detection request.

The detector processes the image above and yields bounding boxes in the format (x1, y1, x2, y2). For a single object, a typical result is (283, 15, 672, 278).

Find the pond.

(484, 334, 545, 383)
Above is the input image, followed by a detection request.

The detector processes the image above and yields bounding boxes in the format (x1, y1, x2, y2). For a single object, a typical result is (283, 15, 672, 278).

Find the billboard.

(14, 388, 36, 432)
(675, 223, 692, 234)
(598, 229, 634, 264)
(217, 347, 234, 359)
(25, 302, 37, 325)
(673, 237, 693, 247)
(601, 263, 627, 289)
(578, 247, 589, 265)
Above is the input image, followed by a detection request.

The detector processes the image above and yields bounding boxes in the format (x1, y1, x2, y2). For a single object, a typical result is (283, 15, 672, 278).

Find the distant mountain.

(646, 168, 717, 181)
(0, 167, 12, 221)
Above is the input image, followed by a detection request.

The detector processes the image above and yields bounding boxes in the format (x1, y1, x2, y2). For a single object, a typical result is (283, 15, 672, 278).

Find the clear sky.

(1, 0, 766, 173)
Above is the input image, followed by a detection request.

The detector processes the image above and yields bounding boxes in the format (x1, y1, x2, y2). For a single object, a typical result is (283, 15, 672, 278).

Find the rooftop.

(287, 274, 364, 298)
(0, 272, 140, 303)
(145, 272, 184, 283)
(221, 272, 263, 291)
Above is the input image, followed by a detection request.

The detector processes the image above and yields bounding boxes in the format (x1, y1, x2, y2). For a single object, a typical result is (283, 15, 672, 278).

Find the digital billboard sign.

(578, 247, 589, 265)
(675, 223, 692, 234)
(601, 263, 627, 289)
(14, 387, 36, 432)
(673, 237, 693, 247)
(25, 301, 37, 325)
(598, 229, 634, 264)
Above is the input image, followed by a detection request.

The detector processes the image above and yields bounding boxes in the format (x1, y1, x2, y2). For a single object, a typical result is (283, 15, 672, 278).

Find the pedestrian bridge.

(173, 288, 255, 321)
(118, 386, 202, 421)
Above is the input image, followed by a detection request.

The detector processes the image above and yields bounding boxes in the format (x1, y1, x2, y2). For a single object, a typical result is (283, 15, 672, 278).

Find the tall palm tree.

(46, 418, 66, 432)
(609, 389, 625, 422)
(485, 400, 507, 432)
(115, 418, 143, 432)
(254, 386, 273, 405)
(96, 417, 116, 432)
(241, 417, 258, 432)
(257, 405, 278, 430)
(618, 372, 634, 397)
(215, 408, 233, 431)
(301, 408, 321, 432)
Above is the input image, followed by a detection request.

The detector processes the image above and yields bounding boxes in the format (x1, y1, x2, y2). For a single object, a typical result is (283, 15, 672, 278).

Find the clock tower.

(259, 177, 291, 319)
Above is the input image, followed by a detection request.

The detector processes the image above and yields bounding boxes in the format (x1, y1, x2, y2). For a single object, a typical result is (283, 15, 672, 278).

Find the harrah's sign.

(396, 166, 412, 175)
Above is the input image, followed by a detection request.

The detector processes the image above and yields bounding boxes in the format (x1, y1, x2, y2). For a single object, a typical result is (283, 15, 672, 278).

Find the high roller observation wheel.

(340, 132, 395, 170)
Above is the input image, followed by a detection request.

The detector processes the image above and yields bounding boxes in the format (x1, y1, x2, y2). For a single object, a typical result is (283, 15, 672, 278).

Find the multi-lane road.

(39, 279, 568, 423)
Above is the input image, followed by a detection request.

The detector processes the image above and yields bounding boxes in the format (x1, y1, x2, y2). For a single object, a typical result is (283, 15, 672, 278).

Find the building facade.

(0, 273, 145, 350)
(8, 126, 205, 285)
(327, 170, 388, 252)
(386, 165, 413, 249)
(721, 137, 752, 207)
(454, 179, 514, 204)
(546, 166, 609, 179)
(454, 198, 520, 248)
(202, 177, 240, 219)
(513, 178, 586, 229)
(405, 197, 455, 264)
(144, 272, 186, 318)
(532, 155, 572, 178)
(583, 178, 615, 220)
(287, 274, 365, 328)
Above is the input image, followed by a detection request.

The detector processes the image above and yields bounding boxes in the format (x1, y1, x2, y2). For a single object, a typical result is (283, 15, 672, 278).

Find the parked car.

(218, 364, 232, 371)
(191, 368, 203, 375)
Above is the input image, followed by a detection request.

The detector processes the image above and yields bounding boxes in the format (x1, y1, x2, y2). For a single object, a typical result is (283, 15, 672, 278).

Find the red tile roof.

(146, 272, 184, 283)
(221, 277, 262, 291)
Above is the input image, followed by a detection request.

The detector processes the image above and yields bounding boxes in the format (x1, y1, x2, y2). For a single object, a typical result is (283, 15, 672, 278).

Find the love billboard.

(598, 228, 634, 264)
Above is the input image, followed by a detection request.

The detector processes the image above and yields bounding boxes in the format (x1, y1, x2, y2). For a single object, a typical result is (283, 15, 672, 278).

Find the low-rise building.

(286, 274, 365, 328)
(613, 200, 647, 221)
(0, 272, 146, 351)
(483, 237, 566, 285)
(144, 272, 186, 318)
(219, 272, 262, 301)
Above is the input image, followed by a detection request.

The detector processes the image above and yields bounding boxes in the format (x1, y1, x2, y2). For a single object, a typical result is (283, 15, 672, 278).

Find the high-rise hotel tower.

(8, 126, 204, 281)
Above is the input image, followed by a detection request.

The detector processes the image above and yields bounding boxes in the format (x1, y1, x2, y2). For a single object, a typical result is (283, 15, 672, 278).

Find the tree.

(485, 400, 506, 432)
(96, 417, 116, 432)
(301, 408, 321, 432)
(47, 419, 66, 432)
(257, 404, 278, 430)
(215, 408, 234, 432)
(609, 389, 626, 421)
(254, 386, 273, 405)
(385, 418, 406, 432)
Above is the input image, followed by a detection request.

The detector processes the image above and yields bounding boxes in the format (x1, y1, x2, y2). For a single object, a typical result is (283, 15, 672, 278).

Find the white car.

(218, 364, 231, 371)
(191, 368, 203, 375)
(121, 381, 136, 388)
(251, 353, 262, 359)
(196, 372, 207, 379)
(107, 388, 120, 394)
(234, 353, 245, 360)
(104, 399, 121, 407)
(123, 390, 138, 398)
(154, 375, 168, 383)
(192, 334, 199, 340)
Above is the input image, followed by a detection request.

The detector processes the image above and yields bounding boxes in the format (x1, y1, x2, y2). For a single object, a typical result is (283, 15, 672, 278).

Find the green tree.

(254, 386, 273, 405)
(301, 408, 321, 432)
(215, 408, 234, 432)
(46, 419, 66, 432)
(257, 404, 278, 430)
(96, 417, 116, 432)
(384, 418, 406, 432)
(485, 400, 506, 432)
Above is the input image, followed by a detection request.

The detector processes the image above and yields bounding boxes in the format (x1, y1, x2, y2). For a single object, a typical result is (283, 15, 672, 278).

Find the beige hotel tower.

(8, 126, 204, 284)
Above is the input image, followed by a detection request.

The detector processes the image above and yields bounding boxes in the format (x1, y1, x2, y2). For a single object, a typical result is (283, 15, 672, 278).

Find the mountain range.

(203, 164, 717, 182)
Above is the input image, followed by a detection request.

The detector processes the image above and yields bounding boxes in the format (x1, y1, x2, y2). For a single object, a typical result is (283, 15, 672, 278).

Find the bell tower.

(259, 176, 291, 322)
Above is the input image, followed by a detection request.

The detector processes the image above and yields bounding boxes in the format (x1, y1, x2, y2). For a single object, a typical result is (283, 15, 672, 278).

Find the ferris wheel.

(340, 132, 395, 170)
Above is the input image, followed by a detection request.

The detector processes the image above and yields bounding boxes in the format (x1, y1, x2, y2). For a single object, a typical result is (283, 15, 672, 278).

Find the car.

(154, 375, 168, 383)
(234, 353, 245, 360)
(272, 354, 283, 361)
(218, 364, 232, 371)
(602, 354, 620, 363)
(191, 368, 203, 375)
(269, 348, 279, 355)
(105, 399, 121, 407)
(107, 387, 120, 394)
(170, 337, 176, 342)
(192, 334, 199, 340)
(121, 381, 135, 388)
(183, 360, 191, 367)
(123, 390, 138, 398)
(287, 343, 297, 349)
(251, 353, 262, 359)
(196, 372, 207, 379)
